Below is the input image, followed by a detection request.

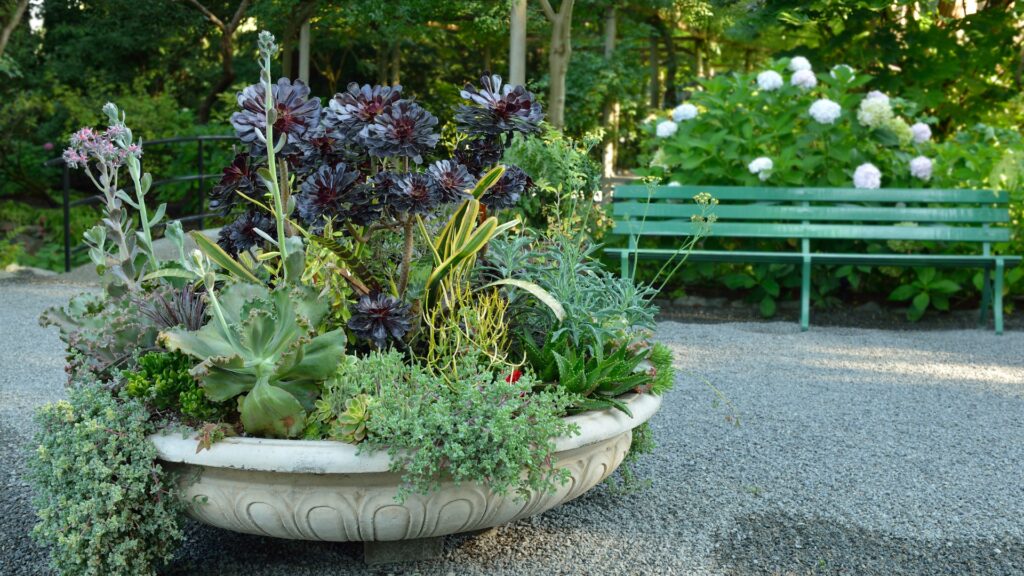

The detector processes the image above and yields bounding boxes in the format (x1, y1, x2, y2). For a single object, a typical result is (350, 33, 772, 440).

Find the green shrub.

(29, 376, 182, 576)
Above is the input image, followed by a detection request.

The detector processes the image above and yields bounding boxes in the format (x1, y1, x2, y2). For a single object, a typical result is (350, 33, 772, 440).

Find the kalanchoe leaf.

(295, 163, 379, 231)
(347, 292, 413, 348)
(230, 78, 322, 148)
(363, 100, 439, 163)
(428, 160, 475, 203)
(480, 164, 531, 210)
(455, 74, 544, 136)
(209, 153, 267, 215)
(389, 172, 441, 215)
(454, 135, 505, 176)
(323, 83, 403, 145)
(217, 209, 274, 255)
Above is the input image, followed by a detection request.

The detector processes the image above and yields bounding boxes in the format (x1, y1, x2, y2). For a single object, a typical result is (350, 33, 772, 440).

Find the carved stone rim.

(150, 393, 661, 474)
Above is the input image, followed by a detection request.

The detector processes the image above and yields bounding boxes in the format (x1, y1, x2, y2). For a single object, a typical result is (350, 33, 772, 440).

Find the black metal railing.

(46, 134, 236, 272)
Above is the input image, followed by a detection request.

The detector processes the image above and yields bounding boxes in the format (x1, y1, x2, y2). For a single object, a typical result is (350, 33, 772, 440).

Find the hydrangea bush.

(636, 57, 1024, 319)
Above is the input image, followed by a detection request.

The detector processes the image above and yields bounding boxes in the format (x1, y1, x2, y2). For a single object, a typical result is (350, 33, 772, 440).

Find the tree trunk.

(509, 0, 527, 85)
(601, 5, 618, 179)
(390, 41, 401, 85)
(298, 21, 311, 84)
(694, 38, 704, 78)
(0, 0, 29, 60)
(653, 17, 677, 107)
(649, 34, 661, 108)
(541, 0, 574, 130)
(376, 43, 388, 84)
(282, 43, 294, 79)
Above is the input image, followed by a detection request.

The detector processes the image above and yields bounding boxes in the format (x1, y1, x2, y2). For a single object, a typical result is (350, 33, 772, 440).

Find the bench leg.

(994, 258, 1004, 335)
(620, 251, 629, 280)
(978, 268, 992, 327)
(800, 257, 811, 332)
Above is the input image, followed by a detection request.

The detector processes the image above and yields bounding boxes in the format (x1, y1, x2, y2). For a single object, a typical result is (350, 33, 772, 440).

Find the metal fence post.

(62, 163, 71, 272)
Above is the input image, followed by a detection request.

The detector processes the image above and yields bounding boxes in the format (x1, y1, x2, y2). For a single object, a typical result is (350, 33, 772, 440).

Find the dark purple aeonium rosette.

(217, 209, 275, 255)
(453, 135, 505, 177)
(363, 100, 439, 164)
(455, 74, 544, 137)
(292, 126, 360, 179)
(323, 83, 403, 145)
(480, 164, 531, 211)
(209, 153, 267, 215)
(388, 172, 441, 215)
(230, 78, 322, 149)
(347, 292, 413, 348)
(295, 163, 380, 231)
(427, 160, 475, 203)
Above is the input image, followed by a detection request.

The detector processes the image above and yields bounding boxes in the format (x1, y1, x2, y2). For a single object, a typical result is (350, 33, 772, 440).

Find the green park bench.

(607, 184, 1021, 334)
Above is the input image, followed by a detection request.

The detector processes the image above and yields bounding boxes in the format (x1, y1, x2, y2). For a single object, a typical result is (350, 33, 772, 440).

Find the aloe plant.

(159, 283, 345, 438)
(522, 332, 651, 416)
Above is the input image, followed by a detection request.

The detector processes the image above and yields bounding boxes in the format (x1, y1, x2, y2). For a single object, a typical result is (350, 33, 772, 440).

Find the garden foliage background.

(1, 0, 1022, 316)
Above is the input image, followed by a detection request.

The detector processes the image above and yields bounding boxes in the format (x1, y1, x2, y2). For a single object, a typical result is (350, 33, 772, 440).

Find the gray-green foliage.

(364, 356, 579, 501)
(160, 283, 346, 438)
(39, 292, 157, 376)
(29, 375, 182, 576)
(485, 233, 657, 354)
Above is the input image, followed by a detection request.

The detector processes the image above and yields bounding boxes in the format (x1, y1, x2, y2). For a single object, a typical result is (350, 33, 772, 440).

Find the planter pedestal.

(151, 393, 661, 557)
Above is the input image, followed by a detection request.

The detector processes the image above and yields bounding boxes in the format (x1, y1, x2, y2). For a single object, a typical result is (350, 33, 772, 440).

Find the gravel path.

(2, 276, 1023, 575)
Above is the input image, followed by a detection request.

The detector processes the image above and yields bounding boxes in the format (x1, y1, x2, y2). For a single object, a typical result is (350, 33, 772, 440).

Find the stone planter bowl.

(151, 393, 661, 543)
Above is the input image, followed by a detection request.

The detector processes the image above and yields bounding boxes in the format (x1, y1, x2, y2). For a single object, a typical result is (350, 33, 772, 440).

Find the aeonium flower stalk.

(257, 30, 291, 283)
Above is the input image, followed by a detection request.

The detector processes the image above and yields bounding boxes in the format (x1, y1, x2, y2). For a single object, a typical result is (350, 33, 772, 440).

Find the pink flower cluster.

(63, 125, 142, 170)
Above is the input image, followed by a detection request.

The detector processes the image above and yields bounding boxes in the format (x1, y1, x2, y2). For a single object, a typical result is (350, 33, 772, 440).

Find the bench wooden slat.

(613, 220, 1011, 242)
(612, 202, 1010, 223)
(614, 185, 1008, 204)
(605, 248, 1022, 268)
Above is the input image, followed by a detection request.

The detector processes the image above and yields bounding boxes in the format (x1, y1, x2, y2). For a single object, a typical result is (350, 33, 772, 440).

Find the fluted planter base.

(151, 393, 660, 545)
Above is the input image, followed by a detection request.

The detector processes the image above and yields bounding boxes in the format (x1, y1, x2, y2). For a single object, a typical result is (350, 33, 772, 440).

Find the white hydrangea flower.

(830, 64, 855, 81)
(909, 156, 933, 181)
(853, 163, 882, 189)
(865, 90, 889, 105)
(809, 98, 842, 125)
(910, 122, 932, 144)
(757, 70, 784, 92)
(655, 120, 678, 138)
(748, 157, 773, 181)
(857, 97, 894, 128)
(672, 103, 699, 122)
(668, 181, 682, 187)
(789, 56, 812, 72)
(791, 70, 817, 90)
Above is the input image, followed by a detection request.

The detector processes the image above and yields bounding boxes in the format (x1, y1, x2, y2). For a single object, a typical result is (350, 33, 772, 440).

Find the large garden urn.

(151, 392, 660, 550)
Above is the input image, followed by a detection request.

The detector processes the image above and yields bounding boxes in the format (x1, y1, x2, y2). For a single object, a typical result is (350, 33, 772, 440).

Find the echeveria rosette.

(159, 284, 346, 438)
(209, 153, 267, 215)
(217, 209, 274, 255)
(428, 160, 475, 203)
(347, 292, 413, 348)
(323, 83, 403, 144)
(295, 163, 380, 231)
(388, 172, 441, 215)
(363, 100, 439, 163)
(230, 78, 322, 149)
(455, 74, 544, 136)
(480, 164, 531, 210)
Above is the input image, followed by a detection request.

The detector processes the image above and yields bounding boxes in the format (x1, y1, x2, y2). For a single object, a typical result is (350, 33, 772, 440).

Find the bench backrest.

(612, 185, 1012, 247)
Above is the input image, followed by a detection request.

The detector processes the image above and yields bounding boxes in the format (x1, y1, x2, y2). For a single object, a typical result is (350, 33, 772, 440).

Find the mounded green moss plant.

(124, 351, 226, 422)
(363, 358, 580, 502)
(29, 375, 182, 576)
